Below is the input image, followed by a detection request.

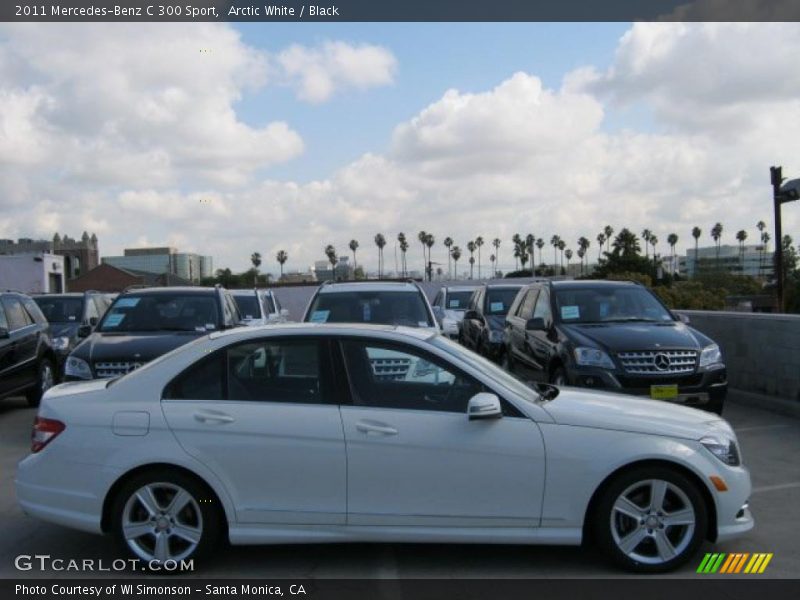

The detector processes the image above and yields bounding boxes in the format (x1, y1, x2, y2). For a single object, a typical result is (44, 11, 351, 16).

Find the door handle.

(193, 411, 234, 424)
(355, 420, 398, 436)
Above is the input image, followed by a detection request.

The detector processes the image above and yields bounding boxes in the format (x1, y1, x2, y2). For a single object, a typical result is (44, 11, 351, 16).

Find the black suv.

(32, 291, 113, 377)
(503, 280, 727, 414)
(0, 291, 57, 406)
(459, 283, 524, 362)
(65, 286, 243, 381)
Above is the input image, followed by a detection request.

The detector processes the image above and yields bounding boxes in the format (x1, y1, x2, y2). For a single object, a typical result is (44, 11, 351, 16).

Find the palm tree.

(649, 234, 658, 267)
(761, 232, 771, 278)
(641, 229, 652, 259)
(324, 244, 338, 279)
(711, 222, 723, 267)
(525, 234, 535, 272)
(735, 230, 748, 272)
(417, 231, 428, 274)
(250, 252, 262, 286)
(398, 233, 409, 277)
(612, 228, 641, 257)
(475, 236, 484, 279)
(564, 248, 573, 273)
(443, 236, 454, 278)
(550, 235, 560, 271)
(576, 247, 586, 275)
(578, 237, 590, 275)
(604, 225, 614, 252)
(691, 226, 702, 276)
(596, 232, 606, 261)
(756, 221, 766, 277)
(467, 240, 477, 279)
(557, 239, 566, 273)
(349, 239, 359, 276)
(490, 253, 496, 276)
(492, 238, 501, 277)
(450, 246, 462, 280)
(667, 233, 678, 275)
(536, 238, 544, 273)
(276, 250, 288, 280)
(425, 234, 435, 281)
(374, 233, 386, 278)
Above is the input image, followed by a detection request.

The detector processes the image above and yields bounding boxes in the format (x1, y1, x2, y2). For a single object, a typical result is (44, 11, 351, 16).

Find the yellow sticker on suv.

(650, 384, 679, 400)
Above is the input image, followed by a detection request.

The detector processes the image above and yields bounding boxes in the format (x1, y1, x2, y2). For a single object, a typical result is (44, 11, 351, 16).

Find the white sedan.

(16, 324, 753, 572)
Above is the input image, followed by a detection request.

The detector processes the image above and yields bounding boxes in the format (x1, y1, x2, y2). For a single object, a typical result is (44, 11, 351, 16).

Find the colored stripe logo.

(697, 553, 773, 574)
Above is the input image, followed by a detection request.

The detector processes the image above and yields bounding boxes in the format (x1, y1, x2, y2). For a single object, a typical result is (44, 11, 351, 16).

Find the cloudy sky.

(1, 22, 798, 275)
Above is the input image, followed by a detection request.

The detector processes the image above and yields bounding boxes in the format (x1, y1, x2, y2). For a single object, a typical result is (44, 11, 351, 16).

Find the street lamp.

(770, 166, 800, 312)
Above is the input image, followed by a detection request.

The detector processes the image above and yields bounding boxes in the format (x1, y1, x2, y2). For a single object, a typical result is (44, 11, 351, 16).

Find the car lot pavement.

(0, 392, 797, 578)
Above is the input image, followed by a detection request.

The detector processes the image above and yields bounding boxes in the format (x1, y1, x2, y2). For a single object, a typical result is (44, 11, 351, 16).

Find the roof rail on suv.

(121, 284, 150, 293)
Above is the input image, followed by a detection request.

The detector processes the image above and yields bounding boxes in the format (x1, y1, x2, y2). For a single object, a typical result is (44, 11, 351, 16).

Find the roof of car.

(549, 279, 641, 289)
(208, 322, 435, 341)
(31, 293, 86, 298)
(444, 285, 480, 292)
(120, 286, 219, 295)
(482, 282, 526, 289)
(317, 281, 422, 293)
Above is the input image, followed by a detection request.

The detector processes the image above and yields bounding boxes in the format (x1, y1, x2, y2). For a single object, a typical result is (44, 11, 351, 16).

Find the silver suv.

(231, 289, 289, 326)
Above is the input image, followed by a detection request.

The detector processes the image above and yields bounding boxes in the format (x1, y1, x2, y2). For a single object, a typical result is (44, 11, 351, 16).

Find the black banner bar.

(3, 0, 800, 22)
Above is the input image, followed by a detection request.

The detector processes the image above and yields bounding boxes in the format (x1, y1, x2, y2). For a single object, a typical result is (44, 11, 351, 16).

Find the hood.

(561, 321, 712, 352)
(540, 387, 729, 440)
(71, 331, 204, 363)
(49, 322, 80, 339)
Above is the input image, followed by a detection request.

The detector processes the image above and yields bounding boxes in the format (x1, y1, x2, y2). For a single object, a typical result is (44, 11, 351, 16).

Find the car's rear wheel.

(112, 469, 222, 566)
(594, 466, 707, 573)
(26, 358, 54, 407)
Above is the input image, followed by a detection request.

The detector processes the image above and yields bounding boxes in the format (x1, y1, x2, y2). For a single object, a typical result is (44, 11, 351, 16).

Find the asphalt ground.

(0, 392, 797, 579)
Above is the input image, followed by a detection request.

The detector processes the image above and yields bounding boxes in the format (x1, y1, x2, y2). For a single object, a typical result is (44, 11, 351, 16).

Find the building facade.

(0, 232, 99, 279)
(679, 244, 774, 278)
(102, 247, 213, 283)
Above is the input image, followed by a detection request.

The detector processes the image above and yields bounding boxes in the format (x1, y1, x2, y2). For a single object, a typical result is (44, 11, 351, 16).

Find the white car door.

(161, 337, 346, 525)
(339, 339, 546, 527)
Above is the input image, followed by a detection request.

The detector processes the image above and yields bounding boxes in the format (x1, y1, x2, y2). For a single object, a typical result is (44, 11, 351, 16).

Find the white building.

(0, 253, 65, 293)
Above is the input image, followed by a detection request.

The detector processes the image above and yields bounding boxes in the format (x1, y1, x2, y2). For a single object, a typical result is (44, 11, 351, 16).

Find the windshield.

(99, 294, 220, 332)
(33, 297, 84, 323)
(233, 295, 261, 320)
(554, 287, 674, 324)
(431, 335, 546, 404)
(446, 291, 474, 310)
(307, 291, 434, 327)
(484, 287, 522, 316)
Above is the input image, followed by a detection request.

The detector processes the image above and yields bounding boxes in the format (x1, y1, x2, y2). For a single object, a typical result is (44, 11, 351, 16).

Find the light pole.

(770, 166, 800, 312)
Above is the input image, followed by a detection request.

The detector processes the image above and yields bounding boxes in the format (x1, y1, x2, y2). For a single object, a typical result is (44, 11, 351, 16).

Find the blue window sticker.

(490, 302, 504, 312)
(599, 302, 610, 318)
(115, 297, 140, 308)
(363, 303, 371, 322)
(104, 313, 125, 327)
(561, 305, 580, 320)
(310, 310, 329, 323)
(448, 299, 461, 308)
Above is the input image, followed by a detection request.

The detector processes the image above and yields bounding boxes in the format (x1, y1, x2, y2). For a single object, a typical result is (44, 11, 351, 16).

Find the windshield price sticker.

(561, 306, 580, 320)
(490, 302, 504, 312)
(448, 300, 461, 308)
(115, 298, 140, 308)
(104, 314, 125, 327)
(310, 310, 329, 323)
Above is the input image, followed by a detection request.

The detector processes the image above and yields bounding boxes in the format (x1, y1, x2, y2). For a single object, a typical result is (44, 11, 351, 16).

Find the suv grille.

(370, 357, 412, 381)
(94, 361, 146, 378)
(617, 350, 697, 376)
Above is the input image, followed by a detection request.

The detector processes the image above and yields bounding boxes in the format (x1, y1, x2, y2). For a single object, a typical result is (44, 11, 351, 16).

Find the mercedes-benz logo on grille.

(654, 353, 671, 371)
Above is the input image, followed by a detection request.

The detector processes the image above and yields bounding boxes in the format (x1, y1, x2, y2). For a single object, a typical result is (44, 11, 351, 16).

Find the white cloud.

(276, 41, 397, 103)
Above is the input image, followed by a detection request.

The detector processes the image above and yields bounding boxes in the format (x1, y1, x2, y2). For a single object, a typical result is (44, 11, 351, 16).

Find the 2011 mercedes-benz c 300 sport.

(16, 323, 753, 572)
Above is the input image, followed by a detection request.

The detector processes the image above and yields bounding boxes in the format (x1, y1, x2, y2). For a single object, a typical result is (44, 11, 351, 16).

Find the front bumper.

(564, 364, 728, 409)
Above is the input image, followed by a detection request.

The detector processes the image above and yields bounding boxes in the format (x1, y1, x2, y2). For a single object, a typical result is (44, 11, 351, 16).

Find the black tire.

(26, 358, 54, 408)
(593, 465, 708, 573)
(550, 366, 567, 386)
(111, 468, 223, 567)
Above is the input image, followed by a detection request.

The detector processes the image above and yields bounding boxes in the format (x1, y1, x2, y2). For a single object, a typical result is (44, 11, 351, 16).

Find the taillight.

(31, 417, 65, 453)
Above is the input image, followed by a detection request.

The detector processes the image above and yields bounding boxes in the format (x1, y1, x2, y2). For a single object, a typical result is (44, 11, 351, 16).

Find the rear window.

(34, 296, 84, 322)
(307, 291, 434, 327)
(484, 288, 522, 316)
(99, 293, 220, 332)
(446, 291, 474, 310)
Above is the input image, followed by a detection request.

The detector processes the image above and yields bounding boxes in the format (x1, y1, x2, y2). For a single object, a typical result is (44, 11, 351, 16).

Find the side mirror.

(464, 310, 480, 321)
(526, 317, 546, 331)
(77, 324, 92, 338)
(0, 327, 9, 339)
(674, 312, 690, 324)
(89, 316, 98, 326)
(467, 393, 502, 420)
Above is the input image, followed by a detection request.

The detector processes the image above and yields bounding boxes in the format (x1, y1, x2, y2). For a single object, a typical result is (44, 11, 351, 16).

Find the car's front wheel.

(594, 466, 708, 573)
(112, 469, 223, 566)
(26, 357, 54, 407)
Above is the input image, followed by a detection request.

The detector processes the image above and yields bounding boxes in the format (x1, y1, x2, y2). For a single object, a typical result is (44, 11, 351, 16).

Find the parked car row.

(13, 277, 750, 574)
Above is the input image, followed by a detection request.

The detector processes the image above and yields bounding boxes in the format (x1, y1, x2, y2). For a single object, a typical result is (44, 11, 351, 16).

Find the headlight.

(488, 330, 505, 343)
(699, 344, 723, 368)
(701, 436, 741, 466)
(65, 356, 92, 380)
(52, 336, 71, 351)
(573, 347, 616, 369)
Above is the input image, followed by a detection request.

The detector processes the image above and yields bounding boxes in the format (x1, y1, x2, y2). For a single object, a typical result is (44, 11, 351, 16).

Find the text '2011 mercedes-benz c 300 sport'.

(16, 323, 753, 572)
